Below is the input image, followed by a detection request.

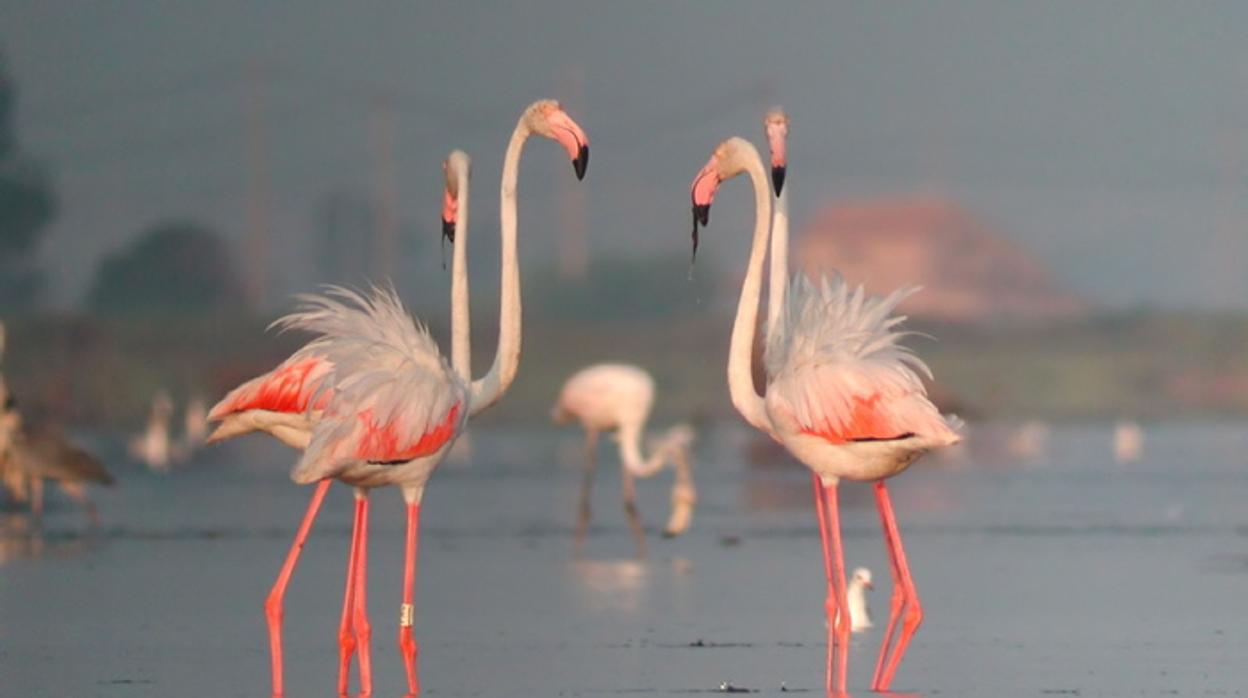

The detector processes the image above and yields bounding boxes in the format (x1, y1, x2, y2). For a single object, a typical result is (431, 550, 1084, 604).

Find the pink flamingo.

(689, 135, 961, 693)
(551, 363, 697, 557)
(208, 100, 589, 696)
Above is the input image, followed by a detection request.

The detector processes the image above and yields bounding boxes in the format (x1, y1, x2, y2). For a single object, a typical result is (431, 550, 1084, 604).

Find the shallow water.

(2, 421, 1247, 696)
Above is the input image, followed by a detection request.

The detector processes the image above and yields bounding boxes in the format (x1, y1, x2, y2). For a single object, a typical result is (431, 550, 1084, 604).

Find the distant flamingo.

(181, 395, 209, 453)
(208, 99, 588, 696)
(690, 136, 961, 693)
(552, 363, 696, 557)
(129, 390, 173, 471)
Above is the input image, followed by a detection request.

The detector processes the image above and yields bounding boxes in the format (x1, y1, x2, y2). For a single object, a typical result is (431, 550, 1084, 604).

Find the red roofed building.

(796, 196, 1084, 322)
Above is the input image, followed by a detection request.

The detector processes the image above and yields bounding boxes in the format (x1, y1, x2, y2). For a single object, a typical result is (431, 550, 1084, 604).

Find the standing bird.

(208, 99, 589, 696)
(129, 390, 173, 471)
(5, 423, 114, 524)
(552, 363, 696, 557)
(689, 136, 961, 693)
(0, 326, 113, 523)
(846, 566, 875, 633)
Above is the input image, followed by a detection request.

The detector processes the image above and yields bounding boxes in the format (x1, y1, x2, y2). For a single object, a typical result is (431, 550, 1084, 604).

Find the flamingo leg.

(823, 482, 851, 693)
(620, 466, 647, 559)
(398, 503, 422, 695)
(574, 430, 598, 556)
(811, 474, 836, 692)
(29, 475, 43, 524)
(870, 480, 922, 692)
(337, 492, 366, 695)
(352, 492, 374, 696)
(265, 478, 331, 698)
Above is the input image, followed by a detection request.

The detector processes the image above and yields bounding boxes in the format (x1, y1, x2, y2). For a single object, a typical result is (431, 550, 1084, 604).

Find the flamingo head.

(525, 99, 590, 180)
(763, 108, 789, 196)
(441, 150, 470, 244)
(689, 136, 757, 261)
(850, 567, 874, 590)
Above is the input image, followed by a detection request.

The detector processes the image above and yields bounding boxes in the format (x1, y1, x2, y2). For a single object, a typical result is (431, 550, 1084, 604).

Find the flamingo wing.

(767, 274, 960, 445)
(208, 353, 334, 421)
(286, 286, 469, 483)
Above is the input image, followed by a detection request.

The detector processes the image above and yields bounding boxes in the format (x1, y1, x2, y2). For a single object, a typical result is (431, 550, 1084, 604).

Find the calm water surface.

(2, 421, 1246, 696)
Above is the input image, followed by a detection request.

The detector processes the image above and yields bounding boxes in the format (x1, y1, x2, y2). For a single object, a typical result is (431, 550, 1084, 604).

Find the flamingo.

(689, 136, 961, 693)
(551, 363, 696, 557)
(129, 390, 173, 471)
(207, 99, 589, 696)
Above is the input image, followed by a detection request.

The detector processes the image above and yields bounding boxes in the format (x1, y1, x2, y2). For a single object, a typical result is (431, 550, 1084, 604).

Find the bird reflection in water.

(568, 559, 652, 614)
(0, 512, 94, 564)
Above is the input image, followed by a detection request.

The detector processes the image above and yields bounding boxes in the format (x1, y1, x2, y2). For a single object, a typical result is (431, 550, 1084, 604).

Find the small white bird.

(1114, 419, 1142, 464)
(847, 567, 874, 632)
(129, 390, 173, 471)
(833, 566, 875, 633)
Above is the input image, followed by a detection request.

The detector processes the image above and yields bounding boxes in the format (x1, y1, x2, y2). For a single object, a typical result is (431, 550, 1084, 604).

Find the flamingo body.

(554, 363, 654, 434)
(764, 276, 961, 484)
(281, 286, 470, 498)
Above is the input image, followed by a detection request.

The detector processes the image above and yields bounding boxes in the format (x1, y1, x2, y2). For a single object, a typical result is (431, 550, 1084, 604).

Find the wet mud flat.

(2, 422, 1247, 696)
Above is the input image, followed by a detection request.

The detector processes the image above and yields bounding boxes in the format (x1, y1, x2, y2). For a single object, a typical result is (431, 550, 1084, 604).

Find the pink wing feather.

(284, 286, 469, 483)
(766, 274, 960, 445)
(208, 353, 334, 420)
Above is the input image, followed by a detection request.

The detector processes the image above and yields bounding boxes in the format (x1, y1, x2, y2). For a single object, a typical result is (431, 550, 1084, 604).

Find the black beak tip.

(441, 218, 455, 243)
(573, 144, 589, 180)
(771, 165, 786, 196)
(693, 204, 710, 227)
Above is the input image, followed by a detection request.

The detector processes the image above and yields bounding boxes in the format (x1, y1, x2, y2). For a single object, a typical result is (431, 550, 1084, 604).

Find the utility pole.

(244, 61, 271, 309)
(369, 95, 399, 284)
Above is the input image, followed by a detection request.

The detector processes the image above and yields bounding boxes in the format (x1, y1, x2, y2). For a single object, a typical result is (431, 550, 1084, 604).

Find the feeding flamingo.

(689, 135, 961, 693)
(207, 99, 589, 696)
(551, 363, 696, 557)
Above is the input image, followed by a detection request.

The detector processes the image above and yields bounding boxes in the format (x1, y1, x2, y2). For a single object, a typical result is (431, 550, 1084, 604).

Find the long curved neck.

(727, 152, 776, 436)
(619, 424, 666, 477)
(450, 166, 471, 382)
(469, 121, 529, 415)
(765, 185, 789, 345)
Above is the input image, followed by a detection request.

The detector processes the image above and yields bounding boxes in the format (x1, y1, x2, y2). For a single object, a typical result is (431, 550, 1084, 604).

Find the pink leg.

(265, 479, 332, 697)
(398, 503, 422, 695)
(870, 480, 923, 692)
(337, 494, 366, 696)
(352, 492, 373, 696)
(823, 482, 851, 693)
(811, 474, 836, 693)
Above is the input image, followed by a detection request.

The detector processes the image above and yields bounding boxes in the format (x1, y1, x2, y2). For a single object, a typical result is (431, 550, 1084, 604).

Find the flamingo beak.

(864, 579, 874, 590)
(765, 116, 788, 196)
(689, 160, 721, 263)
(441, 189, 457, 244)
(771, 165, 786, 196)
(547, 108, 590, 181)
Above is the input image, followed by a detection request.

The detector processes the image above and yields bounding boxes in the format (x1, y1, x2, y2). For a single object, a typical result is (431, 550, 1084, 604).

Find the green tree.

(0, 50, 57, 311)
(87, 221, 245, 314)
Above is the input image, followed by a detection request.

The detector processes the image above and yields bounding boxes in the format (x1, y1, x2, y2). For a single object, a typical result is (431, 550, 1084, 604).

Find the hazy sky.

(3, 2, 1247, 309)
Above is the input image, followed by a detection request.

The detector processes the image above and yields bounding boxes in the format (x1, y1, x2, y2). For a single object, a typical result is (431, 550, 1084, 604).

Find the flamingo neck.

(765, 185, 789, 348)
(470, 121, 529, 415)
(726, 148, 776, 436)
(450, 164, 472, 382)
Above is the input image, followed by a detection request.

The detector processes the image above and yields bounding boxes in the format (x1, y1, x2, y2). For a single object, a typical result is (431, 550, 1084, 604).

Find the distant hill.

(796, 196, 1084, 322)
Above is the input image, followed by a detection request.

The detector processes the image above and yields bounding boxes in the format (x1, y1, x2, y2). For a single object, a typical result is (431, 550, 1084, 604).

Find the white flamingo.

(129, 390, 173, 471)
(207, 99, 588, 696)
(689, 136, 961, 693)
(552, 363, 696, 557)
